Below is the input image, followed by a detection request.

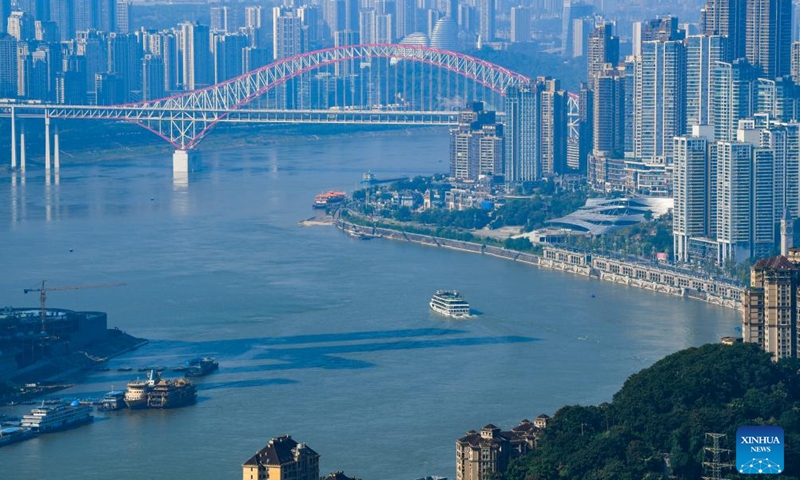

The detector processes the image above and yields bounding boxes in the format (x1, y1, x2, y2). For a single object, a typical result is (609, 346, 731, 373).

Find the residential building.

(673, 135, 710, 263)
(743, 253, 800, 360)
(0, 34, 16, 97)
(745, 0, 792, 79)
(455, 421, 541, 480)
(685, 34, 728, 131)
(478, 0, 494, 42)
(702, 0, 746, 60)
(49, 0, 74, 41)
(587, 21, 619, 81)
(633, 39, 686, 163)
(712, 59, 756, 142)
(0, 0, 9, 35)
(504, 84, 539, 182)
(181, 22, 212, 90)
(242, 435, 320, 480)
(449, 102, 504, 180)
(715, 141, 754, 264)
(510, 7, 530, 43)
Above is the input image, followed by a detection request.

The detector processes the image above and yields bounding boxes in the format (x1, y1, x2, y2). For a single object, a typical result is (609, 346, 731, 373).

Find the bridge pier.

(54, 125, 60, 171)
(10, 107, 16, 169)
(44, 115, 51, 172)
(19, 127, 26, 172)
(173, 149, 200, 173)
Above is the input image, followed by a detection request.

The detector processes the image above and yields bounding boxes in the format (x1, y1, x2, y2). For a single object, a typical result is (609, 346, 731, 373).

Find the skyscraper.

(587, 21, 619, 80)
(715, 141, 754, 264)
(673, 135, 710, 263)
(478, 0, 494, 42)
(539, 77, 567, 175)
(510, 7, 530, 43)
(504, 84, 539, 182)
(142, 53, 165, 101)
(449, 102, 504, 180)
(685, 35, 728, 130)
(0, 0, 12, 35)
(116, 0, 131, 34)
(702, 0, 747, 60)
(592, 64, 625, 156)
(273, 6, 305, 60)
(712, 59, 756, 141)
(49, 0, 74, 41)
(0, 34, 16, 97)
(210, 6, 230, 33)
(181, 22, 211, 90)
(746, 0, 792, 78)
(633, 39, 686, 162)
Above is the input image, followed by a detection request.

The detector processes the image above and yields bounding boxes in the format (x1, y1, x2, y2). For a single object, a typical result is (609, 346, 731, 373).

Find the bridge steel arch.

(43, 44, 532, 150)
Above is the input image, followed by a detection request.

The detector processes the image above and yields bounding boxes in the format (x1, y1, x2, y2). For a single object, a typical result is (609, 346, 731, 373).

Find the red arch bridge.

(0, 44, 578, 172)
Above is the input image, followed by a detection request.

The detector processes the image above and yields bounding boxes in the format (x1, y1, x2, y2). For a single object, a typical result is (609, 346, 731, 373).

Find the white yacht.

(20, 401, 93, 433)
(430, 290, 471, 318)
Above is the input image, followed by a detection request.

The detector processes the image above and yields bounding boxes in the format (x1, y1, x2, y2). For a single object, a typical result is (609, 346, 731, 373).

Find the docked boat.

(312, 191, 346, 209)
(99, 390, 126, 411)
(184, 357, 219, 378)
(0, 426, 36, 447)
(124, 370, 159, 409)
(429, 290, 471, 318)
(20, 401, 93, 433)
(146, 378, 197, 409)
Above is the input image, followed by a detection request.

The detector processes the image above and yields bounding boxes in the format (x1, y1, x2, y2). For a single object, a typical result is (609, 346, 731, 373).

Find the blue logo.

(737, 426, 784, 474)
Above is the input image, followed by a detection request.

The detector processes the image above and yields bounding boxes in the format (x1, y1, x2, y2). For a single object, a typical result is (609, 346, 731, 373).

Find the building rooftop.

(242, 435, 319, 467)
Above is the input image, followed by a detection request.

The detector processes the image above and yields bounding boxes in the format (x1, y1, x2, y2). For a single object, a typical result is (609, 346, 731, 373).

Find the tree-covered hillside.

(503, 343, 800, 479)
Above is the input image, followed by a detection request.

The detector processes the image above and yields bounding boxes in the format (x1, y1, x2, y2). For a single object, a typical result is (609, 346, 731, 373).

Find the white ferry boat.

(124, 370, 159, 409)
(20, 401, 93, 433)
(429, 290, 471, 318)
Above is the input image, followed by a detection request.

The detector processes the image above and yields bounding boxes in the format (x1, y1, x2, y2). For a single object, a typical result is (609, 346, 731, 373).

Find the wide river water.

(0, 127, 739, 480)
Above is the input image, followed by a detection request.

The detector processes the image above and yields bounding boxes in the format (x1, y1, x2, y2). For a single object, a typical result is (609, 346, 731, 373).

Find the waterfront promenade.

(336, 218, 744, 310)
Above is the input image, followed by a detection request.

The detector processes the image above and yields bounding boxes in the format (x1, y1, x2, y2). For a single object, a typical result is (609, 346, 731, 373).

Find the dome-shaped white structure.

(430, 17, 458, 51)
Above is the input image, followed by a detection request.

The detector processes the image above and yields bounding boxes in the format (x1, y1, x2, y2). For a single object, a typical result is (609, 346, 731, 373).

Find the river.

(0, 127, 740, 479)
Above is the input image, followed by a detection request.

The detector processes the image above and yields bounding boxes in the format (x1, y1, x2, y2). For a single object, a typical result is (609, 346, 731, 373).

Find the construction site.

(0, 281, 147, 387)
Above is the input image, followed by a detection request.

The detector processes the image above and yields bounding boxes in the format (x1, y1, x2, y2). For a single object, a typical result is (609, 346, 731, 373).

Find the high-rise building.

(35, 21, 59, 42)
(715, 141, 754, 264)
(74, 0, 97, 33)
(181, 22, 211, 90)
(673, 135, 710, 263)
(210, 6, 230, 33)
(510, 7, 530, 43)
(792, 41, 800, 84)
(561, 1, 593, 57)
(16, 0, 47, 22)
(712, 59, 756, 141)
(592, 63, 625, 156)
(761, 123, 800, 219)
(685, 35, 728, 130)
(116, 0, 131, 34)
(478, 0, 494, 42)
(107, 32, 141, 101)
(97, 0, 116, 33)
(449, 102, 504, 180)
(142, 53, 164, 101)
(632, 16, 683, 57)
(242, 435, 320, 480)
(504, 84, 539, 182)
(587, 21, 618, 80)
(539, 77, 567, 175)
(633, 39, 686, 162)
(273, 6, 305, 60)
(49, 0, 74, 41)
(244, 6, 267, 47)
(744, 253, 800, 360)
(0, 0, 12, 35)
(7, 11, 35, 41)
(0, 34, 16, 97)
(702, 0, 747, 60)
(745, 0, 792, 78)
(394, 0, 415, 40)
(213, 33, 247, 84)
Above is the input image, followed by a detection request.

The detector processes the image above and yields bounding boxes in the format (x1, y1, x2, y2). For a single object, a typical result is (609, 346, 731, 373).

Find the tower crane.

(24, 280, 126, 334)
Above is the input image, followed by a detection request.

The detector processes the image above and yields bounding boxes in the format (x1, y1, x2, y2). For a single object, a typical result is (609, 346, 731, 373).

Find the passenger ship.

(429, 290, 471, 318)
(20, 401, 93, 433)
(124, 370, 159, 409)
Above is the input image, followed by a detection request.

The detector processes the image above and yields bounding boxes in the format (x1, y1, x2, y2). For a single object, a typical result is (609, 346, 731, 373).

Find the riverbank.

(335, 217, 744, 311)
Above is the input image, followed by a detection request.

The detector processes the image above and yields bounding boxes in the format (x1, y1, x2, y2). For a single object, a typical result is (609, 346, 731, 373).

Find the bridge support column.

(54, 125, 60, 171)
(20, 128, 26, 172)
(10, 106, 16, 169)
(173, 149, 200, 173)
(44, 115, 51, 172)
